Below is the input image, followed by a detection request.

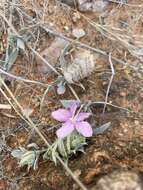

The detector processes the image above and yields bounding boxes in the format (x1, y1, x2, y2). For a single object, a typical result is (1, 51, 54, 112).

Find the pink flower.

(51, 102, 93, 139)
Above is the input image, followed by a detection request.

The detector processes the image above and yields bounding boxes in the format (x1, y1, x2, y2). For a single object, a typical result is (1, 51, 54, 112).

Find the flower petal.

(51, 109, 71, 122)
(76, 112, 91, 122)
(75, 121, 93, 137)
(70, 103, 78, 116)
(70, 101, 80, 115)
(56, 121, 74, 139)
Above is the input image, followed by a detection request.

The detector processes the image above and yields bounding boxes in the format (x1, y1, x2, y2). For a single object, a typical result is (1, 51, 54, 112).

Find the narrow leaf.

(17, 38, 25, 50)
(60, 99, 76, 109)
(11, 149, 25, 159)
(57, 82, 66, 95)
(93, 122, 111, 135)
(7, 48, 19, 70)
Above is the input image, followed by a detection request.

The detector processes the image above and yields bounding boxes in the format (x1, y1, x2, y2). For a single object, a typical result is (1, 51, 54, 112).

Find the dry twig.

(103, 53, 115, 114)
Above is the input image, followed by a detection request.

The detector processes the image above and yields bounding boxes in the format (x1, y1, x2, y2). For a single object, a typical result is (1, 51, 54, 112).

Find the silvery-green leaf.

(19, 150, 39, 170)
(0, 60, 6, 65)
(60, 99, 76, 109)
(93, 122, 111, 135)
(27, 143, 39, 150)
(66, 135, 71, 154)
(71, 133, 86, 149)
(17, 38, 25, 50)
(11, 149, 25, 159)
(19, 147, 27, 152)
(51, 151, 57, 165)
(20, 150, 35, 162)
(58, 139, 67, 158)
(33, 155, 39, 170)
(12, 147, 41, 170)
(7, 48, 18, 70)
(44, 133, 87, 164)
(51, 143, 58, 164)
(43, 149, 50, 160)
(57, 82, 66, 95)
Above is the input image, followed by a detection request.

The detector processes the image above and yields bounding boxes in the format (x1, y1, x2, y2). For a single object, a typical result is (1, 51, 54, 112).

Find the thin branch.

(67, 83, 80, 101)
(107, 0, 143, 7)
(90, 101, 130, 112)
(103, 53, 115, 114)
(40, 85, 52, 111)
(0, 68, 48, 87)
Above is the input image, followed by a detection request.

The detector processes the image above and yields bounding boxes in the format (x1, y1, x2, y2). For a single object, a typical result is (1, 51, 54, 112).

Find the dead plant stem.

(103, 53, 115, 114)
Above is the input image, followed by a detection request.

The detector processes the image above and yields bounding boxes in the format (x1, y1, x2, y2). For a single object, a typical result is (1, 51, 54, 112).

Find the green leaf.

(17, 38, 25, 50)
(66, 135, 71, 154)
(57, 139, 67, 158)
(93, 122, 111, 135)
(27, 143, 39, 149)
(0, 60, 6, 66)
(51, 142, 58, 164)
(11, 147, 40, 170)
(57, 81, 66, 95)
(60, 99, 76, 109)
(6, 48, 19, 70)
(11, 149, 26, 159)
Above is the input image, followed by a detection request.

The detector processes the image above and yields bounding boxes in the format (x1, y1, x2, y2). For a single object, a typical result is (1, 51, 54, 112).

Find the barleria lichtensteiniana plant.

(11, 132, 87, 168)
(11, 100, 111, 169)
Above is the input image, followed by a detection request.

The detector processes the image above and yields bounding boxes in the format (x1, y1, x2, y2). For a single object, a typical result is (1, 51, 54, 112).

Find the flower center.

(70, 115, 77, 124)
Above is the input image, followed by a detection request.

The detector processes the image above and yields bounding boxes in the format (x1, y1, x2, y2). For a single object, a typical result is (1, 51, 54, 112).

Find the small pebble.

(64, 26, 70, 31)
(72, 28, 86, 38)
(78, 0, 108, 12)
(120, 92, 126, 97)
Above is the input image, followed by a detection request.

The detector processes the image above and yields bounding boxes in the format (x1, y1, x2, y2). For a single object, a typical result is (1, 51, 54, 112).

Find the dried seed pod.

(63, 49, 98, 83)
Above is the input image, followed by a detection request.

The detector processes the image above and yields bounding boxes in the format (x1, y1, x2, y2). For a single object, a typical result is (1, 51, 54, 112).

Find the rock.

(92, 0, 108, 12)
(77, 0, 108, 12)
(72, 28, 86, 38)
(58, 0, 108, 12)
(36, 38, 69, 74)
(95, 171, 142, 190)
